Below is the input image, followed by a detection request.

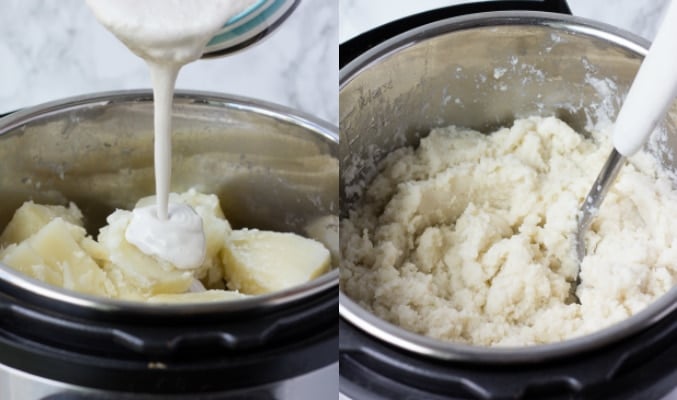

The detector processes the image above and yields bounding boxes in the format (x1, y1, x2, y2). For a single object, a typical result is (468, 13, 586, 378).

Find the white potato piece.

(304, 215, 339, 267)
(103, 263, 147, 301)
(0, 243, 62, 287)
(0, 201, 83, 247)
(222, 229, 330, 295)
(0, 218, 116, 297)
(98, 210, 194, 296)
(147, 289, 247, 304)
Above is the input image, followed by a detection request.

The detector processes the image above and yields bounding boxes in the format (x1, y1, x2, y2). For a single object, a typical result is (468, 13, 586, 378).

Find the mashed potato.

(340, 117, 677, 346)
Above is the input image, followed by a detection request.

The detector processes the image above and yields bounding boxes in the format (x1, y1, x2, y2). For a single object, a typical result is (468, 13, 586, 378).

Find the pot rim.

(339, 10, 649, 87)
(338, 10, 677, 363)
(0, 89, 339, 317)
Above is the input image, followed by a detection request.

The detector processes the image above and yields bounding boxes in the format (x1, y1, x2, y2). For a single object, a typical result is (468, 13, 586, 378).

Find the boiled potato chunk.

(0, 242, 62, 288)
(0, 218, 116, 297)
(135, 189, 229, 285)
(98, 210, 193, 296)
(103, 263, 147, 301)
(147, 290, 247, 304)
(304, 215, 339, 267)
(222, 229, 330, 294)
(0, 201, 83, 247)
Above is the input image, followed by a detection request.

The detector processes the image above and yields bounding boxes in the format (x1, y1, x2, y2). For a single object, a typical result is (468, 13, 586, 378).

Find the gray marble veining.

(0, 0, 338, 125)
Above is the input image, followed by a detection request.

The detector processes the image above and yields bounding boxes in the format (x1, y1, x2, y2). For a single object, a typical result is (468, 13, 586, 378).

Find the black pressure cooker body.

(0, 281, 337, 399)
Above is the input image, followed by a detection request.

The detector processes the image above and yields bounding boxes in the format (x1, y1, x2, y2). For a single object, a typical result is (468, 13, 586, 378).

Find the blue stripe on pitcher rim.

(206, 0, 290, 48)
(225, 0, 268, 26)
(217, 0, 274, 34)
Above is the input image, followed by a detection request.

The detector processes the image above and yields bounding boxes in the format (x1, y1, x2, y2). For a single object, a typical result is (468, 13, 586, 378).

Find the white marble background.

(339, 0, 670, 43)
(0, 0, 338, 125)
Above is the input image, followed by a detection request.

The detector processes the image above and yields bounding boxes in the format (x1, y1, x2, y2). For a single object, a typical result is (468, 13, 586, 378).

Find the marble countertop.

(340, 0, 669, 43)
(0, 0, 337, 125)
(1, 0, 667, 128)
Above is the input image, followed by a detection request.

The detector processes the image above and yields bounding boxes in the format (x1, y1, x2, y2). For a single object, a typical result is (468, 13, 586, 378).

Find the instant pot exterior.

(0, 91, 338, 399)
(339, 1, 677, 399)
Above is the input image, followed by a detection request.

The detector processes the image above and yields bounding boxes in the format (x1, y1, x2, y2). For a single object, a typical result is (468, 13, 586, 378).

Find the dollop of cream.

(125, 204, 206, 269)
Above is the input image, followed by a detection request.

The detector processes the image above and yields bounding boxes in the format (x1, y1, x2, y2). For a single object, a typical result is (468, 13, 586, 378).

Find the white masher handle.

(613, 0, 677, 156)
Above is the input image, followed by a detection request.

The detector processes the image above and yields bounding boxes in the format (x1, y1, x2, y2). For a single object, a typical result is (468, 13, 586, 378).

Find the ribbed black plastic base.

(0, 286, 337, 394)
(340, 311, 677, 399)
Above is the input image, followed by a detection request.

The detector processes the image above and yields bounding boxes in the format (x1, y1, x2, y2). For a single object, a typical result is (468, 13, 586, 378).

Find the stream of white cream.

(86, 0, 257, 269)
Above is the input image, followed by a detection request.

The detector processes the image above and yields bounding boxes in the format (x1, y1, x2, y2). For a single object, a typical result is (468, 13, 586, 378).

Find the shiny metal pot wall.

(339, 11, 677, 362)
(0, 91, 338, 238)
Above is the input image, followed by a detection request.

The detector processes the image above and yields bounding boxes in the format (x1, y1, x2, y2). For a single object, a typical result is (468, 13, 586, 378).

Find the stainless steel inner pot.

(339, 11, 677, 362)
(0, 91, 339, 398)
(0, 90, 338, 312)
